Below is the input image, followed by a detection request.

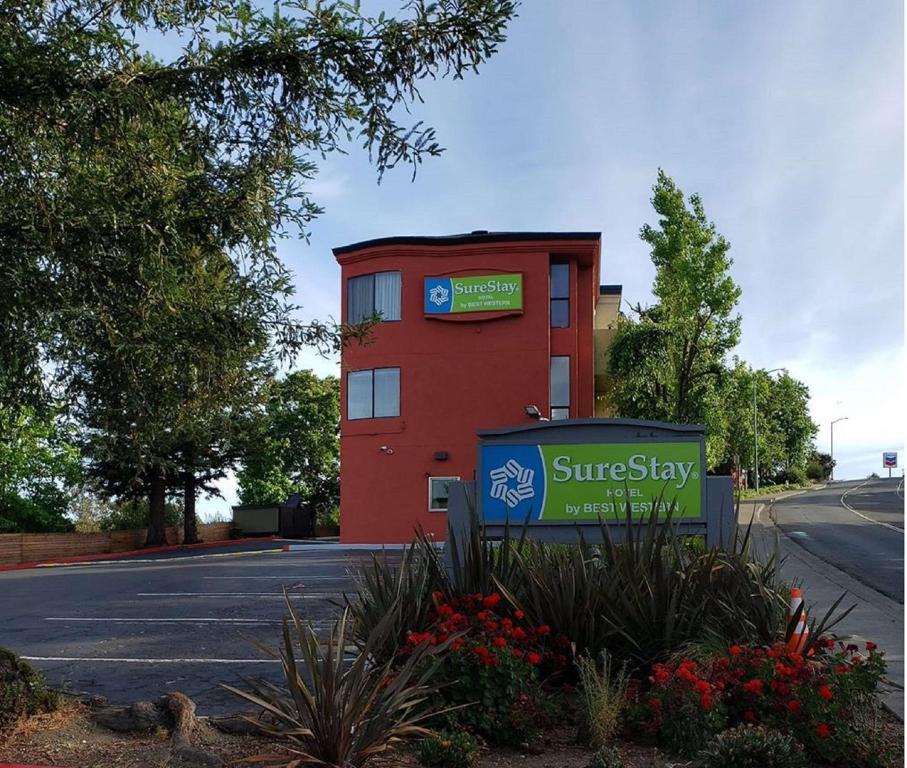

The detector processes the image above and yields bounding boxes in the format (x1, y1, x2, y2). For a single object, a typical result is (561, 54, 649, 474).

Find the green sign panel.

(480, 441, 703, 522)
(424, 274, 523, 314)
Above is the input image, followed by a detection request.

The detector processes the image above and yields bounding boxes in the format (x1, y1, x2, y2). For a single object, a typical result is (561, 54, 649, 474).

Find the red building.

(333, 232, 621, 544)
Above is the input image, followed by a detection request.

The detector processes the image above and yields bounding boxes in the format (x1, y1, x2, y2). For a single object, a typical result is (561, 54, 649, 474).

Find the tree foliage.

(0, 405, 82, 532)
(607, 171, 817, 481)
(237, 370, 339, 520)
(1, 0, 517, 542)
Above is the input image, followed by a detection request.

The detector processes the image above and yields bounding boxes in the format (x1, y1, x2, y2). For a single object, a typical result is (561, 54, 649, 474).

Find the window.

(347, 271, 401, 323)
(550, 262, 570, 328)
(550, 356, 570, 420)
(347, 367, 400, 419)
(428, 476, 459, 512)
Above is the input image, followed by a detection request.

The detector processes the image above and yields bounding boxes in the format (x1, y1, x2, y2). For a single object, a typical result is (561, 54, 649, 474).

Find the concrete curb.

(0, 536, 279, 572)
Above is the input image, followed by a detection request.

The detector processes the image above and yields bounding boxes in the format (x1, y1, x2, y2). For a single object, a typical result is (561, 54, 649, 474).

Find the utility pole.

(753, 367, 786, 494)
(830, 417, 849, 482)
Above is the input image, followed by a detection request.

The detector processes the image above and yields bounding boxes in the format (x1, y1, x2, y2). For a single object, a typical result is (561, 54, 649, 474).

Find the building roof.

(599, 284, 622, 295)
(333, 230, 601, 256)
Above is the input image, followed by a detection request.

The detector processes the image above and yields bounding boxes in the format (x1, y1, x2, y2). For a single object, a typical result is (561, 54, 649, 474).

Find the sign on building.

(883, 452, 898, 468)
(424, 273, 523, 314)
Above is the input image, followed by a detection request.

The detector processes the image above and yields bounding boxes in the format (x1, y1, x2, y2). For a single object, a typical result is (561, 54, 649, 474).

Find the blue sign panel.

(424, 277, 454, 314)
(480, 444, 546, 523)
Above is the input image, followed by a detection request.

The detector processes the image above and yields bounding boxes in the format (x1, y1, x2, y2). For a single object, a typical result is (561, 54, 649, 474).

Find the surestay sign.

(479, 441, 703, 522)
(424, 274, 523, 314)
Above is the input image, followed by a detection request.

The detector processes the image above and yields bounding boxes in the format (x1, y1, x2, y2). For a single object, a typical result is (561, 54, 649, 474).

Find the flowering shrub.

(415, 729, 479, 768)
(402, 592, 570, 745)
(624, 658, 727, 755)
(626, 639, 888, 763)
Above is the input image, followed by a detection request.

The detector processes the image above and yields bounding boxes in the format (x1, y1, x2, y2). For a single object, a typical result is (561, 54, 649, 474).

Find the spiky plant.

(223, 600, 456, 767)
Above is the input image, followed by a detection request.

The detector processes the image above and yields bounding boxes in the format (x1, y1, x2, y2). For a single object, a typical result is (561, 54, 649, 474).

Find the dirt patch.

(0, 702, 287, 768)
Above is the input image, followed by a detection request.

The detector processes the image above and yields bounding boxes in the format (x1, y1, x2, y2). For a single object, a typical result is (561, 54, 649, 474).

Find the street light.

(754, 367, 787, 494)
(830, 417, 849, 482)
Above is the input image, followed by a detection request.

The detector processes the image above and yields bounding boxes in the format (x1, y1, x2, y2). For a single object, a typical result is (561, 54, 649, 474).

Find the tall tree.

(2, 0, 517, 543)
(237, 371, 339, 521)
(607, 170, 742, 464)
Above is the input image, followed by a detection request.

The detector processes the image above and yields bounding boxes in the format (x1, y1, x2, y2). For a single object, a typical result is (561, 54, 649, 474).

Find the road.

(773, 477, 904, 603)
(0, 545, 379, 714)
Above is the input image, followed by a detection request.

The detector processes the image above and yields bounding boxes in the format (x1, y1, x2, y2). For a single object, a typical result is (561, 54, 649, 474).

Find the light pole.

(754, 367, 787, 494)
(830, 417, 849, 482)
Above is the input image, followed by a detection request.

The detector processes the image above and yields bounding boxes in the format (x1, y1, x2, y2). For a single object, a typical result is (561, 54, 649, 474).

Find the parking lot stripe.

(21, 656, 282, 664)
(135, 592, 339, 598)
(44, 617, 334, 625)
(201, 575, 350, 580)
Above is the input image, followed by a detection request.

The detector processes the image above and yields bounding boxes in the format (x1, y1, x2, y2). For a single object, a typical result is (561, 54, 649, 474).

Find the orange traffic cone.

(787, 587, 809, 653)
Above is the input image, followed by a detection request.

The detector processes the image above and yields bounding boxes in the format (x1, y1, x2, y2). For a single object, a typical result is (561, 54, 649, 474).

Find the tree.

(607, 170, 741, 464)
(0, 405, 82, 532)
(0, 0, 518, 408)
(2, 0, 517, 543)
(765, 373, 817, 480)
(237, 371, 339, 522)
(806, 451, 835, 482)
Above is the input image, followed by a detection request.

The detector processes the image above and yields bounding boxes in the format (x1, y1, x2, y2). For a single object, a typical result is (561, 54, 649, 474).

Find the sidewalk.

(739, 495, 904, 719)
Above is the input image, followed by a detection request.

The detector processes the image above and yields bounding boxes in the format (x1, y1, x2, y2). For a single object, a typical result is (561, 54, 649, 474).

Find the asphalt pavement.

(0, 545, 384, 714)
(773, 478, 904, 602)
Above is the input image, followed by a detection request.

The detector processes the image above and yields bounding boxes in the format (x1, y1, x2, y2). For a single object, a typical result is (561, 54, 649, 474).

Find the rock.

(84, 694, 109, 709)
(170, 745, 224, 767)
(209, 714, 262, 735)
(91, 700, 164, 733)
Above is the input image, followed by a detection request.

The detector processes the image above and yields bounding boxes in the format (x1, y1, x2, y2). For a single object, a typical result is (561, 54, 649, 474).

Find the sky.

(190, 1, 904, 517)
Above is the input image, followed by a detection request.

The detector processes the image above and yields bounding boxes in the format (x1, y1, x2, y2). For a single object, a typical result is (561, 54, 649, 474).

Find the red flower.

(818, 684, 833, 701)
(514, 610, 525, 620)
(482, 593, 502, 608)
(431, 591, 444, 603)
(816, 723, 831, 739)
(866, 641, 877, 651)
(511, 627, 527, 641)
(493, 636, 507, 648)
(787, 699, 801, 713)
(438, 604, 453, 617)
(648, 697, 663, 710)
(700, 694, 714, 711)
(527, 652, 542, 666)
(473, 645, 490, 658)
(729, 645, 743, 655)
(743, 679, 764, 696)
(743, 710, 756, 722)
(694, 680, 711, 694)
(536, 625, 551, 635)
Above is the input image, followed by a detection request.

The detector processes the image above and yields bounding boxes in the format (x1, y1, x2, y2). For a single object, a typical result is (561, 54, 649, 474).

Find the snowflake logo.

(429, 284, 450, 307)
(489, 459, 535, 509)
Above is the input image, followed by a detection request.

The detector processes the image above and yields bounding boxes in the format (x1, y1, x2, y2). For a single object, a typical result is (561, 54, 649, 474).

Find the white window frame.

(428, 476, 460, 512)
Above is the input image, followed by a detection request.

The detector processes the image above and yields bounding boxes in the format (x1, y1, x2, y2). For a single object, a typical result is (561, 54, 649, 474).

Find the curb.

(0, 536, 279, 572)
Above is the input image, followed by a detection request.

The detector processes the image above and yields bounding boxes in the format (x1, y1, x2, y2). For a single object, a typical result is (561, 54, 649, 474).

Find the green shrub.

(576, 651, 628, 747)
(415, 730, 479, 768)
(586, 744, 623, 768)
(223, 603, 452, 768)
(0, 647, 61, 727)
(427, 639, 541, 746)
(697, 725, 806, 768)
(346, 544, 445, 663)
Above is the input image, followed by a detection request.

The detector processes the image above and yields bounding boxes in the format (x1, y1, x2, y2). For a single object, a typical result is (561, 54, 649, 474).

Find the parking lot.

(0, 544, 388, 714)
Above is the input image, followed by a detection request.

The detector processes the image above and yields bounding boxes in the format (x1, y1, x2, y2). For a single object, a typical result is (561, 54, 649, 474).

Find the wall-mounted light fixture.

(525, 405, 542, 419)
